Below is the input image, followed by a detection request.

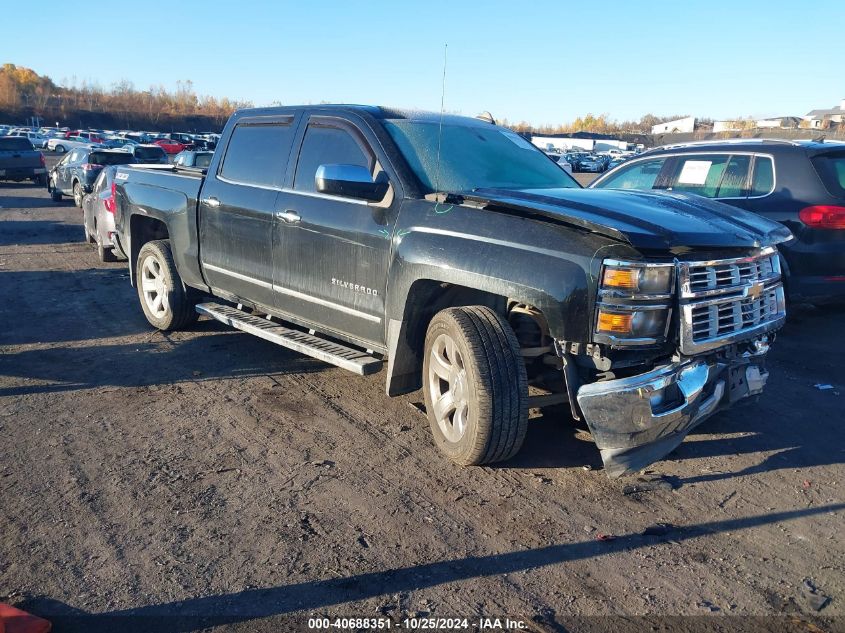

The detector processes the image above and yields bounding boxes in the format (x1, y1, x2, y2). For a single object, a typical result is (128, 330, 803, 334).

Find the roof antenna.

(433, 42, 448, 204)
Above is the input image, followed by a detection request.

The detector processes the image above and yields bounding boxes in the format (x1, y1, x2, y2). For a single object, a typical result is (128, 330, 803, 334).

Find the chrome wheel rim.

(428, 333, 469, 442)
(73, 184, 81, 206)
(140, 255, 169, 318)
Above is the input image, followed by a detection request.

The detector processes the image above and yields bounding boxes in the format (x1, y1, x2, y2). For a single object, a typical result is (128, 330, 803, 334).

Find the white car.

(548, 154, 573, 174)
(47, 136, 98, 154)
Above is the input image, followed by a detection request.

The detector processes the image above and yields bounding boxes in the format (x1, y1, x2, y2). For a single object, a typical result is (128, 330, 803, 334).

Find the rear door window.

(219, 121, 295, 188)
(293, 124, 372, 193)
(750, 156, 775, 197)
(596, 157, 667, 190)
(667, 154, 751, 198)
(811, 152, 845, 198)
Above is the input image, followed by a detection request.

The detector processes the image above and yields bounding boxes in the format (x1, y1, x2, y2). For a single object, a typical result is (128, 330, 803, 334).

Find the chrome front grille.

(679, 248, 786, 354)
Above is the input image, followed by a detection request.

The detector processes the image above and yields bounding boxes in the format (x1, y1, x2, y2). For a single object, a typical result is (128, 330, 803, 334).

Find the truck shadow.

(0, 331, 327, 398)
(16, 503, 844, 633)
(0, 268, 149, 345)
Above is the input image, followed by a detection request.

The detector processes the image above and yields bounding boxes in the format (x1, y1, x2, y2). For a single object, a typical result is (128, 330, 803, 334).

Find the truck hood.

(467, 187, 793, 253)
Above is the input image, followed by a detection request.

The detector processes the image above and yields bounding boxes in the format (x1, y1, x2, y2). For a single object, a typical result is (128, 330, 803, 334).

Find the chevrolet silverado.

(113, 105, 792, 476)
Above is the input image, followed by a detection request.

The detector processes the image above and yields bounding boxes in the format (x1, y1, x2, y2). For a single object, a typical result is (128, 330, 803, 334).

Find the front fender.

(386, 227, 592, 340)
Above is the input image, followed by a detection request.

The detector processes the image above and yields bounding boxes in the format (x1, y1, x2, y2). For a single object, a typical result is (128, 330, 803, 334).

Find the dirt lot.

(1, 158, 843, 633)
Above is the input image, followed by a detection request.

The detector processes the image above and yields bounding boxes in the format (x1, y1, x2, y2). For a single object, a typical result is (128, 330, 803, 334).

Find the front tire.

(136, 240, 199, 331)
(55, 145, 66, 154)
(49, 177, 62, 202)
(423, 306, 528, 466)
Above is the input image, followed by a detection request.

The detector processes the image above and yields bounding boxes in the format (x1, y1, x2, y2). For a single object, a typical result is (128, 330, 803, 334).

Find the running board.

(195, 302, 383, 376)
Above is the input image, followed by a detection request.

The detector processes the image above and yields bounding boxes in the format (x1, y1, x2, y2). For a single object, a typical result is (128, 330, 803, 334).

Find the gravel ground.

(1, 158, 843, 633)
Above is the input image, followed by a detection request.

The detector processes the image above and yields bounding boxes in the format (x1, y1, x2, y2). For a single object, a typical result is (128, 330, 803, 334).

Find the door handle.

(205, 196, 221, 207)
(276, 210, 301, 223)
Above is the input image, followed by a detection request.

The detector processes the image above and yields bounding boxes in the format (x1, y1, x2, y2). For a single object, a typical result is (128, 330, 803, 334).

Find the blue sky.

(3, 0, 843, 125)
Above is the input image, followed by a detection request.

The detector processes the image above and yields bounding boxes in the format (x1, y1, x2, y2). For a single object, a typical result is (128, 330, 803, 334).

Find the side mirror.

(315, 164, 388, 202)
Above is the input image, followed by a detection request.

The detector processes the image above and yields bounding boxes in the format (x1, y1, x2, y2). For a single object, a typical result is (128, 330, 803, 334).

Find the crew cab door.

(198, 115, 298, 309)
(272, 115, 398, 349)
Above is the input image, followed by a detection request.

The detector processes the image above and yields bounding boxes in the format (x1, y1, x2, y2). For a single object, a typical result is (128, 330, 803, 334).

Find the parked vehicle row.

(0, 123, 221, 154)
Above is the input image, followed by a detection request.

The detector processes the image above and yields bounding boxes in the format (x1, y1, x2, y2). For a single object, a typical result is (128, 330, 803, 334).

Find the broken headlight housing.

(594, 259, 675, 346)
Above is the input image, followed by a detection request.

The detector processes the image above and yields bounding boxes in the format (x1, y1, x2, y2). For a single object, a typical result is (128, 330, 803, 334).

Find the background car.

(49, 148, 136, 206)
(123, 143, 169, 164)
(65, 130, 104, 143)
(590, 139, 845, 303)
(82, 165, 126, 262)
(47, 136, 100, 154)
(172, 150, 214, 168)
(9, 130, 49, 149)
(0, 136, 47, 185)
(153, 138, 187, 154)
(576, 155, 604, 173)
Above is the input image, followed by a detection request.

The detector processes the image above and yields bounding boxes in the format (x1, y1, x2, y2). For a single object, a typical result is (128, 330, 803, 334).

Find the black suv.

(591, 139, 845, 303)
(48, 148, 136, 206)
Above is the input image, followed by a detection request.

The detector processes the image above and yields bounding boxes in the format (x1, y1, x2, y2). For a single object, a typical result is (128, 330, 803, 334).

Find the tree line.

(2, 63, 719, 135)
(0, 64, 251, 128)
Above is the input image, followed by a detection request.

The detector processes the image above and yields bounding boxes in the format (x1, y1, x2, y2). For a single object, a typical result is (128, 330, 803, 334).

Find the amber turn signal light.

(596, 310, 633, 334)
(602, 267, 639, 289)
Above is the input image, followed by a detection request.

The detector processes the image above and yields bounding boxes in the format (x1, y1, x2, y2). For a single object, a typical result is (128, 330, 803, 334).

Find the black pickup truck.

(113, 105, 792, 476)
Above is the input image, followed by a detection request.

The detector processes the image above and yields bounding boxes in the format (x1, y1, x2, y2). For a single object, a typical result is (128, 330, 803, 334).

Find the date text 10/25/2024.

(307, 616, 528, 630)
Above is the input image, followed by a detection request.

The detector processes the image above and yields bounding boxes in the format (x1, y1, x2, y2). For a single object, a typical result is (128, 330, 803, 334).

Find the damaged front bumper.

(576, 341, 770, 478)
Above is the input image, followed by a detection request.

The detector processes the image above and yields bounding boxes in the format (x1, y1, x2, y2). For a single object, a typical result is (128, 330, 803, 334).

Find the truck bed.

(114, 164, 208, 289)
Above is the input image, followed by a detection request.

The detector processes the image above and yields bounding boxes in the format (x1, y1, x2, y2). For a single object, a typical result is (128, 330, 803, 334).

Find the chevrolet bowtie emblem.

(746, 282, 764, 299)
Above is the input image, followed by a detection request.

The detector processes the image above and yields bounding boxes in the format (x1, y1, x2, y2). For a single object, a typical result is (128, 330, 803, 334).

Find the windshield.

(384, 120, 579, 194)
(89, 151, 134, 166)
(0, 137, 34, 151)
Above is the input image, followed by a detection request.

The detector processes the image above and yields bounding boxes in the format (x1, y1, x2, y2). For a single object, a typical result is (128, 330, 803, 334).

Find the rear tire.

(423, 306, 528, 466)
(136, 239, 199, 331)
(55, 145, 66, 154)
(72, 182, 83, 207)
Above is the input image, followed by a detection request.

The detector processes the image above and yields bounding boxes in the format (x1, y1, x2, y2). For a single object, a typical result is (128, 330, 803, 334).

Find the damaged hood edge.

(463, 188, 793, 253)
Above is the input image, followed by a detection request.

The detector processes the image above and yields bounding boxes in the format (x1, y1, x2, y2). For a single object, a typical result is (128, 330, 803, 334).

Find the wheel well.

(128, 216, 169, 286)
(386, 280, 552, 396)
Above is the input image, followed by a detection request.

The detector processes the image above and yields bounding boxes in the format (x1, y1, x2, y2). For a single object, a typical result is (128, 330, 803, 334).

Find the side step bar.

(195, 302, 383, 376)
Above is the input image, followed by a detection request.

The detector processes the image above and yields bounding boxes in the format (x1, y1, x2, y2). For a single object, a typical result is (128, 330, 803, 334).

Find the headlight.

(594, 259, 675, 346)
(601, 261, 674, 296)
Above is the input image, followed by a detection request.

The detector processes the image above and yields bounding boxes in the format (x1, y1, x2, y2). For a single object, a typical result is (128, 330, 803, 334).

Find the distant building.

(651, 116, 695, 134)
(804, 99, 845, 128)
(713, 120, 743, 133)
(756, 116, 801, 129)
(713, 116, 801, 132)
